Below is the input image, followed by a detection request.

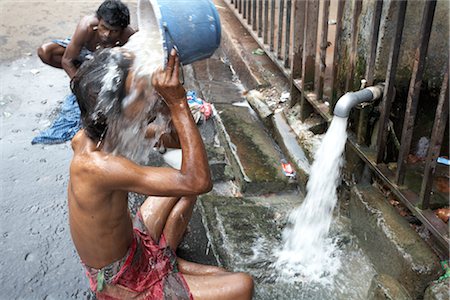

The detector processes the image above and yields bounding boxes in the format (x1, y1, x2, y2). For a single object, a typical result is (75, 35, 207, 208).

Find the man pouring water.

(68, 47, 254, 299)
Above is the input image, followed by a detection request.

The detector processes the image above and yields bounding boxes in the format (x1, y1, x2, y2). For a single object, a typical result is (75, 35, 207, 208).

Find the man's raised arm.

(151, 49, 212, 193)
(94, 49, 212, 197)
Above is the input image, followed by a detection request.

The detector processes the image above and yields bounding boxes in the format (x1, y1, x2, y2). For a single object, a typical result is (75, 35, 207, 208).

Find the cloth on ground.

(187, 91, 213, 124)
(31, 93, 81, 145)
(32, 90, 209, 145)
(83, 212, 193, 300)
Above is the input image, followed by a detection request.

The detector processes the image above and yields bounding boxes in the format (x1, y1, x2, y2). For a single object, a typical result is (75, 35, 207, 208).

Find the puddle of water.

(211, 116, 376, 299)
(213, 210, 376, 300)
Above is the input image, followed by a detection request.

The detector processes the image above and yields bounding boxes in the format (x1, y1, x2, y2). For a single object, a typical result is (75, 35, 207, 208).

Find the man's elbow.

(185, 175, 212, 195)
(200, 177, 213, 194)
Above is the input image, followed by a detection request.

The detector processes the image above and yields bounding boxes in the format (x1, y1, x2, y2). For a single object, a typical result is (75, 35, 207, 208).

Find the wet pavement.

(0, 1, 136, 298)
(2, 1, 445, 299)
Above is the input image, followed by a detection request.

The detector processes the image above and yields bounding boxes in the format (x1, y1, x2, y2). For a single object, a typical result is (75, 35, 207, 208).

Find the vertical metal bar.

(365, 0, 383, 86)
(264, 0, 269, 43)
(247, 0, 252, 25)
(238, 0, 242, 13)
(420, 68, 449, 209)
(243, 0, 247, 18)
(301, 0, 320, 91)
(258, 0, 263, 37)
(376, 0, 407, 163)
(289, 0, 305, 107)
(330, 0, 346, 106)
(270, 0, 276, 51)
(316, 0, 331, 100)
(345, 0, 363, 92)
(290, 0, 305, 78)
(252, 0, 257, 30)
(396, 0, 437, 184)
(284, 0, 292, 68)
(277, 0, 285, 60)
(300, 0, 320, 119)
(231, 0, 234, 4)
(235, 0, 238, 9)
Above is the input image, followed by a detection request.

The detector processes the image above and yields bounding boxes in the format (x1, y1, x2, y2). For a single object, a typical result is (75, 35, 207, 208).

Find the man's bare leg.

(140, 197, 253, 299)
(177, 258, 227, 275)
(139, 195, 180, 243)
(37, 43, 65, 68)
(183, 272, 254, 300)
(162, 195, 196, 250)
(139, 195, 196, 249)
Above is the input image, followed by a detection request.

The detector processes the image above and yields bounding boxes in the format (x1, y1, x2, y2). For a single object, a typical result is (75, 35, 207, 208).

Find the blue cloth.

(31, 94, 81, 145)
(53, 38, 94, 63)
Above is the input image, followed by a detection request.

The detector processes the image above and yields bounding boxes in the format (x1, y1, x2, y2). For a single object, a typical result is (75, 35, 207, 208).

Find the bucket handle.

(163, 23, 184, 85)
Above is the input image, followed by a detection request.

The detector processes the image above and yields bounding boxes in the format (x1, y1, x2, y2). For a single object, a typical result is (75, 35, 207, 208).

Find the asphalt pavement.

(0, 1, 136, 298)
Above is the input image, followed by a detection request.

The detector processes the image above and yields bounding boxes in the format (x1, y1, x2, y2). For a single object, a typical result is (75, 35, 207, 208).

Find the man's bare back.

(68, 130, 134, 269)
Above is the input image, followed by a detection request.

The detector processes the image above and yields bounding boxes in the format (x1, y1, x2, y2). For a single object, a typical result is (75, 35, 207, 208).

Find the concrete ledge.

(214, 103, 296, 195)
(367, 274, 412, 300)
(350, 184, 441, 298)
(213, 0, 288, 91)
(424, 279, 450, 300)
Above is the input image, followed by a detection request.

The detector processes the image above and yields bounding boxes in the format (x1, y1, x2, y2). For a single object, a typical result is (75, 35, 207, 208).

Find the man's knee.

(37, 44, 54, 64)
(182, 195, 197, 204)
(234, 272, 254, 297)
(37, 43, 64, 67)
(37, 45, 46, 62)
(169, 196, 196, 218)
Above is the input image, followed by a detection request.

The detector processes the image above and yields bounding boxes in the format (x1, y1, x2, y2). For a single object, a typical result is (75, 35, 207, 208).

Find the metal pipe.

(333, 84, 384, 118)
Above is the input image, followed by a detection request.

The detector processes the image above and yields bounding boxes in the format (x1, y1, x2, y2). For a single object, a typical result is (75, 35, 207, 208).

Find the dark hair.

(71, 48, 132, 141)
(96, 0, 130, 29)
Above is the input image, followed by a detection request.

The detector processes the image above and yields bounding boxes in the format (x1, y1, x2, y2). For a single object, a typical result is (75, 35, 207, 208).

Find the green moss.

(220, 112, 278, 181)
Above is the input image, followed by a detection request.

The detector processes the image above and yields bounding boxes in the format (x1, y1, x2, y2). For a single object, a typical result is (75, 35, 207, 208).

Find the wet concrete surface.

(4, 1, 442, 299)
(0, 1, 137, 298)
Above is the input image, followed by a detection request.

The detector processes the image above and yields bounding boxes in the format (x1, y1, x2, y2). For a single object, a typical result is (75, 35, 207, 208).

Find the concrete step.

(214, 103, 296, 195)
(198, 194, 299, 268)
(212, 0, 289, 92)
(349, 184, 442, 298)
(189, 51, 297, 195)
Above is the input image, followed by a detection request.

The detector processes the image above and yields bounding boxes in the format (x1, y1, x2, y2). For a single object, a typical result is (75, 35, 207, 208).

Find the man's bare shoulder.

(70, 131, 134, 179)
(119, 26, 136, 45)
(76, 15, 99, 36)
(70, 131, 105, 176)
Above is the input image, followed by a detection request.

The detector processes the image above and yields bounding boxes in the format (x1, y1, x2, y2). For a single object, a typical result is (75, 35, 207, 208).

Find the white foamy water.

(100, 0, 174, 164)
(275, 116, 349, 284)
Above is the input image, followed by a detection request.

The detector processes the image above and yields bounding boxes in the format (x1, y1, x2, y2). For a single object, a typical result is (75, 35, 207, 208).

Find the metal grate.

(224, 0, 449, 254)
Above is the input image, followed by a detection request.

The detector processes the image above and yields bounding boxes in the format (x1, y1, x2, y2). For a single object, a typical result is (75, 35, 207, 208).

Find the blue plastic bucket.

(139, 0, 221, 65)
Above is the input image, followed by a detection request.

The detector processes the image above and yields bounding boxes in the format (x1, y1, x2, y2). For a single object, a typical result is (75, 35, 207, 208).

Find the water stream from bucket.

(99, 0, 173, 164)
(275, 116, 349, 284)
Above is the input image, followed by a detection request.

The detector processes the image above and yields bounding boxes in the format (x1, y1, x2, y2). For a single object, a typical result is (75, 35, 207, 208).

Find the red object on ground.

(435, 176, 450, 193)
(201, 102, 213, 120)
(281, 160, 296, 177)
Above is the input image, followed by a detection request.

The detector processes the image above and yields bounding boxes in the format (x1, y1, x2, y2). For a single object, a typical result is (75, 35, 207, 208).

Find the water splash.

(101, 1, 174, 164)
(275, 116, 349, 284)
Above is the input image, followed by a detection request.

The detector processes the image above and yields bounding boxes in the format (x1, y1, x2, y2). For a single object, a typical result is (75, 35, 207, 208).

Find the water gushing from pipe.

(275, 84, 384, 283)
